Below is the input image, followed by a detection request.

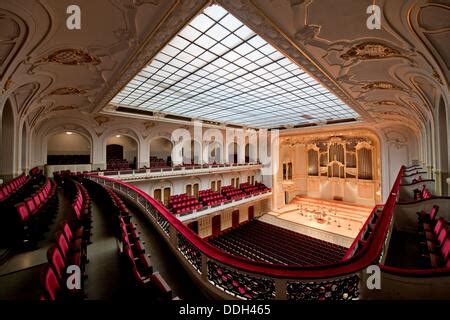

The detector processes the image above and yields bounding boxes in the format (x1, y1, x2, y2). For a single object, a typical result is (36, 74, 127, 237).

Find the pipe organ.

(307, 137, 374, 181)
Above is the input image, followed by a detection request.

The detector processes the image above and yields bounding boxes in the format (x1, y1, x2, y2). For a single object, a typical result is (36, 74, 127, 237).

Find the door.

(248, 206, 254, 220)
(188, 221, 198, 234)
(212, 215, 221, 236)
(217, 180, 221, 192)
(232, 210, 239, 227)
(154, 189, 162, 203)
(163, 187, 171, 206)
(193, 183, 199, 197)
(186, 184, 192, 196)
(211, 181, 216, 192)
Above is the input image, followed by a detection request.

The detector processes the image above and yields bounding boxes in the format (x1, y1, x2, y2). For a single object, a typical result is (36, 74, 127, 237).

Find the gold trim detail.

(341, 42, 400, 60)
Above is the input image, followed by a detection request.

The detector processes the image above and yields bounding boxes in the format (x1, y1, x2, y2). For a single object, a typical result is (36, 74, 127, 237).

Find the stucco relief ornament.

(38, 49, 101, 65)
(340, 43, 400, 60)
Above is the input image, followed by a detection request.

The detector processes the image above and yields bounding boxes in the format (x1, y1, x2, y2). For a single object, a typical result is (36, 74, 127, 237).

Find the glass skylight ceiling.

(111, 5, 358, 128)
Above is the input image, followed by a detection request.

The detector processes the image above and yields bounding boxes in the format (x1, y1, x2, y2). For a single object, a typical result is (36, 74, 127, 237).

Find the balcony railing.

(97, 163, 263, 181)
(86, 165, 404, 300)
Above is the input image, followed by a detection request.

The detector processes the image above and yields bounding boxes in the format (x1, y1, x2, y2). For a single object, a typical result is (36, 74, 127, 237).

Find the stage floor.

(261, 196, 374, 247)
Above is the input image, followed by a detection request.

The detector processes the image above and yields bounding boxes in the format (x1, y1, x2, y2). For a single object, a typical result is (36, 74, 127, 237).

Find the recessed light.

(116, 135, 121, 138)
(66, 131, 73, 135)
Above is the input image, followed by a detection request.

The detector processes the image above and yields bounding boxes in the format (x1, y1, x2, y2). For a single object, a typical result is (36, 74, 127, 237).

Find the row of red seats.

(29, 166, 42, 176)
(0, 174, 30, 202)
(169, 195, 197, 205)
(94, 182, 176, 300)
(221, 186, 247, 200)
(412, 176, 423, 184)
(12, 178, 58, 247)
(417, 206, 450, 268)
(171, 199, 200, 210)
(414, 185, 432, 201)
(173, 204, 203, 215)
(200, 193, 227, 206)
(40, 178, 92, 300)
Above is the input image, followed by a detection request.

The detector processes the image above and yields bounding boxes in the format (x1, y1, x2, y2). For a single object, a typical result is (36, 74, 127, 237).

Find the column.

(139, 141, 149, 169)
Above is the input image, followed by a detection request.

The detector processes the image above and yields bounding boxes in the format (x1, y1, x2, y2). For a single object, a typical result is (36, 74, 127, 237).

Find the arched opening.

(21, 123, 27, 171)
(150, 137, 172, 168)
(47, 132, 91, 165)
(229, 142, 238, 164)
(208, 141, 222, 164)
(0, 99, 15, 179)
(438, 98, 448, 195)
(245, 143, 250, 163)
(106, 135, 137, 170)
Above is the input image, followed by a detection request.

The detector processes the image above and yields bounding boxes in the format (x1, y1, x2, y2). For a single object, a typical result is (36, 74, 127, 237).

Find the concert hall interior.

(0, 0, 449, 302)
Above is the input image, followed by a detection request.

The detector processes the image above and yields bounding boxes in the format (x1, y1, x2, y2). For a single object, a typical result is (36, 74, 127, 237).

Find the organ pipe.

(357, 147, 373, 180)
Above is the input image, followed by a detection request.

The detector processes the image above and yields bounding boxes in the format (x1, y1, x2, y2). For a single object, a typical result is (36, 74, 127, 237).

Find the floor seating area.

(0, 173, 58, 248)
(416, 205, 450, 268)
(89, 181, 177, 300)
(40, 177, 92, 300)
(208, 220, 347, 266)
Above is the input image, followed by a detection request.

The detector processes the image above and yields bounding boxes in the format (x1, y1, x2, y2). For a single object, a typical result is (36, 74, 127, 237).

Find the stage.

(259, 196, 374, 248)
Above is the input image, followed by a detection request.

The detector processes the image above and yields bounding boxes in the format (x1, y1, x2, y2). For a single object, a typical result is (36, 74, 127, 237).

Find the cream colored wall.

(47, 132, 90, 155)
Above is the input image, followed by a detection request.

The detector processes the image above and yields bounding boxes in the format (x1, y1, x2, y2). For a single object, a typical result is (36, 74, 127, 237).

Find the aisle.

(83, 192, 128, 299)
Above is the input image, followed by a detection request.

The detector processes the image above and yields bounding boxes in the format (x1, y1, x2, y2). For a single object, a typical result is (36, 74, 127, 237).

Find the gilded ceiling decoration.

(372, 100, 398, 106)
(52, 105, 75, 111)
(361, 82, 405, 91)
(49, 87, 86, 95)
(340, 43, 400, 60)
(40, 49, 100, 65)
(93, 115, 110, 126)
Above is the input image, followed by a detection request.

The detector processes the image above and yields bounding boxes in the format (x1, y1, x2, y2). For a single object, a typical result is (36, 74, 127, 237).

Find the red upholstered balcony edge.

(86, 167, 404, 280)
